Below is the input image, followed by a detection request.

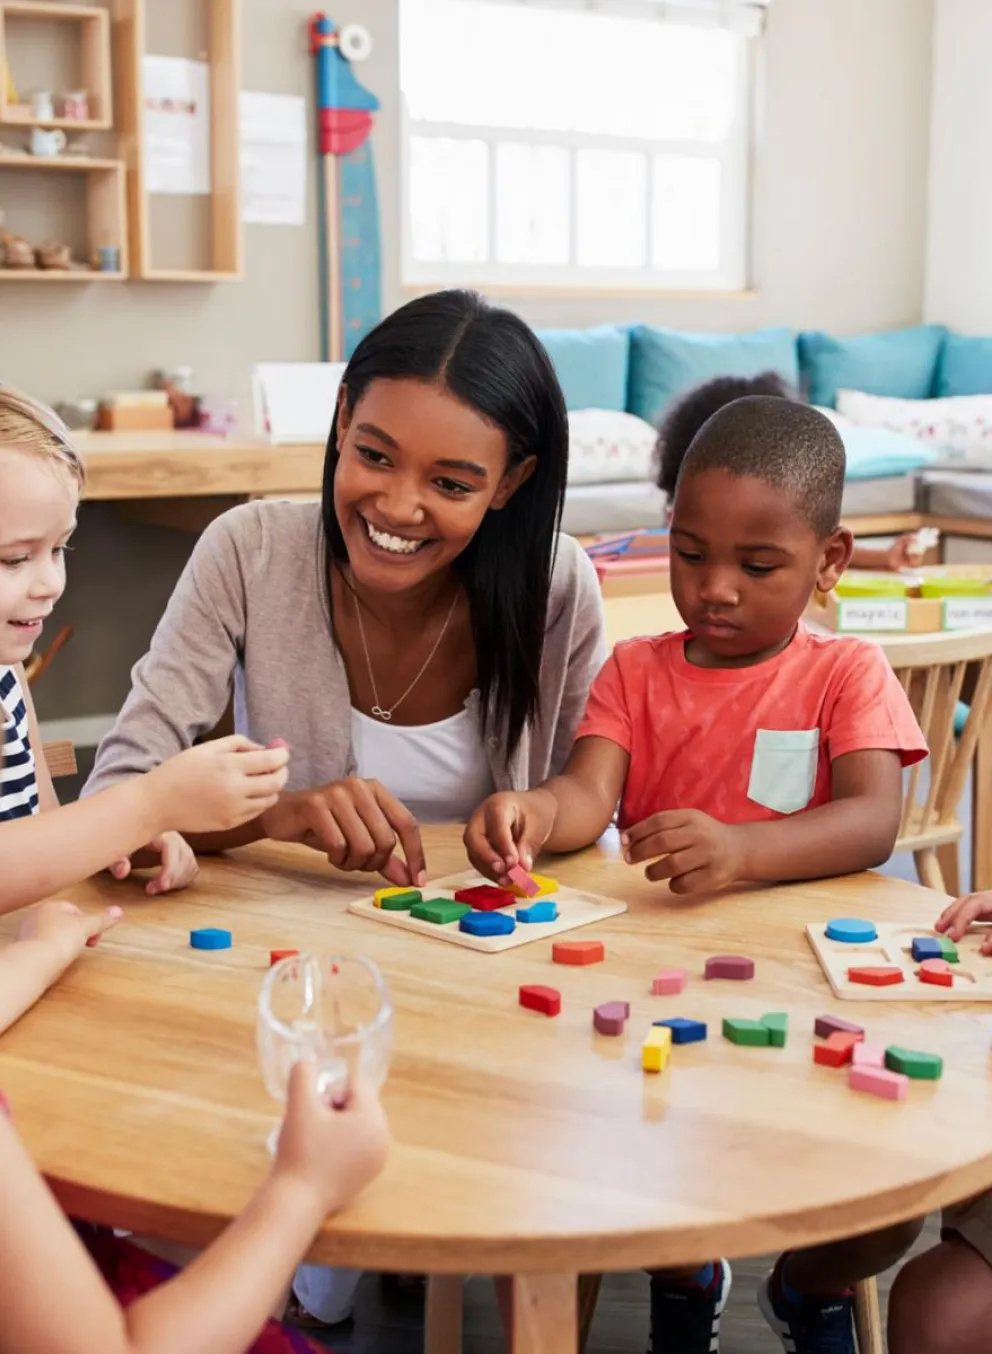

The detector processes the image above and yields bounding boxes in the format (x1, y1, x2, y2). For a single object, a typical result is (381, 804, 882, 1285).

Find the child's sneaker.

(758, 1255, 855, 1354)
(648, 1259, 731, 1353)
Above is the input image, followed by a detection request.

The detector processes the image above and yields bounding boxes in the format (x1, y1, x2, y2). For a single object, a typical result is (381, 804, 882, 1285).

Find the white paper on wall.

(240, 92, 307, 226)
(142, 55, 211, 196)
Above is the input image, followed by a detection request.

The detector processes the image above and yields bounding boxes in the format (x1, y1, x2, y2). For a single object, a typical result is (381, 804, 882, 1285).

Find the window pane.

(652, 156, 721, 271)
(495, 143, 570, 265)
(575, 150, 647, 268)
(401, 0, 738, 143)
(409, 137, 488, 263)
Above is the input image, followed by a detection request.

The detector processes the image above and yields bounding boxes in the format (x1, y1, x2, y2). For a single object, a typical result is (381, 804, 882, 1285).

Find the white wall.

(924, 0, 992, 330)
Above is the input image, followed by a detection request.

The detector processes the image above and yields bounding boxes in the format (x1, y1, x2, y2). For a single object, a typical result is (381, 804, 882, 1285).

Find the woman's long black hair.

(323, 289, 569, 760)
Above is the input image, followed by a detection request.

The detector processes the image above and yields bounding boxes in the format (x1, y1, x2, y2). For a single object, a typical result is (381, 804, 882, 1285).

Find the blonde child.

(0, 897, 389, 1354)
(0, 383, 291, 910)
(466, 396, 928, 1354)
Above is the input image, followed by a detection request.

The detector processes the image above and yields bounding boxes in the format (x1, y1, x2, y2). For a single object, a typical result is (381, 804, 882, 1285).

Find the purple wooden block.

(814, 1013, 866, 1039)
(593, 1001, 630, 1036)
(704, 955, 755, 980)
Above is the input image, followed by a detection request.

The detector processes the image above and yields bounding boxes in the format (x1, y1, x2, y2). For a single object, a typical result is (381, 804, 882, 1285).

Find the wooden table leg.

(973, 717, 992, 892)
(509, 1273, 578, 1354)
(424, 1275, 465, 1354)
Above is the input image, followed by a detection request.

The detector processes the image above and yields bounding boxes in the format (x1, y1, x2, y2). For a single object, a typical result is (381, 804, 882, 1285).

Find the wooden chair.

(878, 630, 992, 895)
(42, 740, 77, 780)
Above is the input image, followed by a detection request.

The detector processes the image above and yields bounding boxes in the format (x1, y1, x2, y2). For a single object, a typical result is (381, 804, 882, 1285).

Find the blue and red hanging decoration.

(309, 14, 382, 360)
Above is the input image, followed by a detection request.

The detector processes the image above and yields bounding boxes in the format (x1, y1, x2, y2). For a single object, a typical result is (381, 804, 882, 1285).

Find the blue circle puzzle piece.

(825, 917, 877, 944)
(460, 911, 516, 937)
(190, 927, 232, 951)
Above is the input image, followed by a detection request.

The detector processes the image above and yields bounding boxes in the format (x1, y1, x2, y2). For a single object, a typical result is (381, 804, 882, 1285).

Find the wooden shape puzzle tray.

(349, 871, 626, 952)
(806, 922, 992, 1001)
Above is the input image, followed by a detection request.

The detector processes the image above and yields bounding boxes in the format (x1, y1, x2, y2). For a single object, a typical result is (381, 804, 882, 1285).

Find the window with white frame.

(399, 0, 763, 293)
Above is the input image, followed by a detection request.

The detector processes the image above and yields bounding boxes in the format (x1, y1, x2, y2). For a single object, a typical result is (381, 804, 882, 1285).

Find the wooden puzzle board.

(806, 922, 992, 1001)
(348, 872, 626, 952)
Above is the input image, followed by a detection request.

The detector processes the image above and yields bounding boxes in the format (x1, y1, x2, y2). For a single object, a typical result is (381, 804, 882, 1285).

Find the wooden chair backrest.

(42, 740, 77, 780)
(877, 630, 992, 839)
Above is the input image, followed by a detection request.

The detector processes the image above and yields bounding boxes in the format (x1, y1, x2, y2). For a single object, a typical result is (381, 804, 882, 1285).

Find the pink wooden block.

(506, 863, 540, 897)
(852, 1042, 886, 1068)
(593, 1001, 630, 1036)
(848, 1065, 909, 1101)
(652, 968, 687, 996)
(704, 954, 755, 980)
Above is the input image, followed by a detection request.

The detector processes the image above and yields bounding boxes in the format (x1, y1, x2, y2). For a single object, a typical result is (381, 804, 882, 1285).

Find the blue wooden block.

(824, 917, 878, 944)
(911, 936, 943, 962)
(516, 900, 558, 924)
(653, 1017, 707, 1045)
(460, 911, 516, 937)
(190, 927, 232, 951)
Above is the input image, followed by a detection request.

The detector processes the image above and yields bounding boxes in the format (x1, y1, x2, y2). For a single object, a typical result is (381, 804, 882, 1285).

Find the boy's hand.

(622, 809, 747, 895)
(886, 533, 926, 571)
(936, 892, 992, 953)
(463, 788, 558, 881)
(275, 1063, 390, 1217)
(17, 900, 122, 969)
(147, 736, 291, 835)
(109, 830, 199, 896)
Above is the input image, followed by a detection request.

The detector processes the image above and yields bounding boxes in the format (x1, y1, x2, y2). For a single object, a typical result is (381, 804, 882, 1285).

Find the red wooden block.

(593, 1001, 630, 1036)
(814, 1032, 862, 1067)
(270, 948, 299, 966)
(553, 940, 605, 966)
(918, 959, 954, 988)
(705, 954, 755, 980)
(519, 984, 561, 1017)
(454, 885, 515, 911)
(848, 966, 904, 986)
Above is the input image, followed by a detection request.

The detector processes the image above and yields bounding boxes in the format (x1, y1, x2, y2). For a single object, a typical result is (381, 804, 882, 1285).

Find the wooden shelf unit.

(0, 1, 113, 130)
(0, 151, 127, 278)
(115, 0, 242, 282)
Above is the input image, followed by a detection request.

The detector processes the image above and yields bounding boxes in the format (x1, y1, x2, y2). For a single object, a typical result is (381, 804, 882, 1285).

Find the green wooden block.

(937, 937, 959, 963)
(884, 1045, 943, 1080)
(380, 889, 422, 911)
(722, 1018, 771, 1047)
(760, 1012, 788, 1048)
(410, 898, 471, 926)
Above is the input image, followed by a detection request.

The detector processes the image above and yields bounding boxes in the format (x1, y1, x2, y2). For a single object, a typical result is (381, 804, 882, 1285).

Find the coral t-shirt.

(576, 626, 928, 830)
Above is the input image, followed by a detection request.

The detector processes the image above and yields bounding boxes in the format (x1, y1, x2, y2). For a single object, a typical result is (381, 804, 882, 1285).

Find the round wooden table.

(1, 827, 990, 1354)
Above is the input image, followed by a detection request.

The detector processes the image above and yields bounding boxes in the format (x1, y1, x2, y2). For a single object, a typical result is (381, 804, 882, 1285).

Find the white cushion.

(836, 389, 992, 462)
(566, 409, 657, 486)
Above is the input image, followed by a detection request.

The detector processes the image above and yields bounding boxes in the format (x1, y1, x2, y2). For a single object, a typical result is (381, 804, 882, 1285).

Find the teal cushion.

(838, 423, 938, 481)
(535, 324, 630, 413)
(936, 333, 992, 397)
(626, 325, 798, 427)
(799, 325, 945, 408)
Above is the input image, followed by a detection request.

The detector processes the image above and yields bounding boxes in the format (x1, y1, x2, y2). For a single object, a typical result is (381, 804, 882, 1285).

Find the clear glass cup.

(257, 953, 394, 1153)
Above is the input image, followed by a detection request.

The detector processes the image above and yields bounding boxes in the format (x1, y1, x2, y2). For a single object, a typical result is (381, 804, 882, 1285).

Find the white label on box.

(943, 598, 992, 631)
(837, 599, 908, 632)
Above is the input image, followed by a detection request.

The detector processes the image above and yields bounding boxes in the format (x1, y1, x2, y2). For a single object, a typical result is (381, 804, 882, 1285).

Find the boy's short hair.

(0, 383, 84, 487)
(677, 394, 845, 538)
(655, 371, 794, 497)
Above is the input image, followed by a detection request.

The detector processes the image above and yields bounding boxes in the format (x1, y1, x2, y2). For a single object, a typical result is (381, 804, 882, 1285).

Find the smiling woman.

(85, 290, 606, 898)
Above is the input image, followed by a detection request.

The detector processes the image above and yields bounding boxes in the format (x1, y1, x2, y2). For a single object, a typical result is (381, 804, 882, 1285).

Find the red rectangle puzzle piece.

(453, 885, 515, 911)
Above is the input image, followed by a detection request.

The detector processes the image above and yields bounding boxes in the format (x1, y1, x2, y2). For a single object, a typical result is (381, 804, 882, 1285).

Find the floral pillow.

(567, 409, 658, 485)
(836, 389, 992, 462)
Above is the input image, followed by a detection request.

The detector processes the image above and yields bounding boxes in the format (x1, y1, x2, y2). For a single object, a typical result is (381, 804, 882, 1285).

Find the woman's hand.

(261, 779, 427, 886)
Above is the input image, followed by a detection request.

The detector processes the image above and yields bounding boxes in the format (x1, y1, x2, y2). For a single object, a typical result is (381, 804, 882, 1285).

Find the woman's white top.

(349, 700, 494, 824)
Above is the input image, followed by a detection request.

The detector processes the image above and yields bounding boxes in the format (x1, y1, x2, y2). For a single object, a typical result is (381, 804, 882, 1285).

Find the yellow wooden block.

(642, 1027, 672, 1073)
(374, 886, 411, 909)
(506, 873, 558, 899)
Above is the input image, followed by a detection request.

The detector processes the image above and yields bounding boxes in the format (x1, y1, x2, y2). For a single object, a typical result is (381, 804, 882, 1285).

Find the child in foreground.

(655, 371, 927, 573)
(0, 383, 291, 911)
(0, 897, 389, 1354)
(466, 395, 928, 1354)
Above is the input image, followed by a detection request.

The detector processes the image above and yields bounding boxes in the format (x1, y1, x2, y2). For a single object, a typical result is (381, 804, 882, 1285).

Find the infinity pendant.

(371, 705, 392, 721)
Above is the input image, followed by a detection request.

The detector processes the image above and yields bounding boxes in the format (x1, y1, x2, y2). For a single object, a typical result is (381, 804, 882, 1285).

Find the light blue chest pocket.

(747, 728, 820, 816)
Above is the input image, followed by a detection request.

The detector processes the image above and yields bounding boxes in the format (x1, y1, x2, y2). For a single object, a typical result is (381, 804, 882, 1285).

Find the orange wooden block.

(848, 966, 904, 987)
(270, 949, 299, 966)
(814, 1032, 862, 1067)
(552, 940, 605, 966)
(918, 959, 954, 987)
